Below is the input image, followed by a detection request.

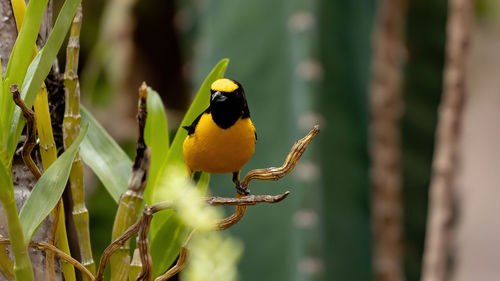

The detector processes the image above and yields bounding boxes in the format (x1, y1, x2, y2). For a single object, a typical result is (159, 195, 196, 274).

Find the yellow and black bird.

(182, 78, 257, 195)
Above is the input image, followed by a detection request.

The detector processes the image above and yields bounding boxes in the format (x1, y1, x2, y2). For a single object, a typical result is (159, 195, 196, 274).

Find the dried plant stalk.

(421, 0, 473, 281)
(110, 83, 150, 281)
(369, 0, 408, 280)
(218, 125, 319, 230)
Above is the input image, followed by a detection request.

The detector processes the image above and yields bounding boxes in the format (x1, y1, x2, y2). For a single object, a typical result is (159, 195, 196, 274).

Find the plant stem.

(128, 245, 142, 281)
(111, 83, 149, 281)
(1, 196, 34, 281)
(63, 5, 96, 278)
(110, 191, 144, 281)
(34, 86, 76, 281)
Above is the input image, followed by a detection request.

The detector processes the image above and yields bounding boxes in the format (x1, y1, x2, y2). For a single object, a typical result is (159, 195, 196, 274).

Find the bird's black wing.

(182, 107, 210, 135)
(254, 130, 258, 143)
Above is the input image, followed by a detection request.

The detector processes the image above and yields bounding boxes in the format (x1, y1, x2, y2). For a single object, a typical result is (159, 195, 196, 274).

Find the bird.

(182, 78, 257, 195)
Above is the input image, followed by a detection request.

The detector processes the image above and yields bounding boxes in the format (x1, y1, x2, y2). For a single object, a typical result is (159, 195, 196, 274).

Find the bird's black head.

(209, 78, 250, 129)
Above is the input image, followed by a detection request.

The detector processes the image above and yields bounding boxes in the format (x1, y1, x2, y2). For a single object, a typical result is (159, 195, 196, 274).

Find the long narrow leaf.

(0, 158, 13, 202)
(148, 59, 228, 277)
(80, 107, 132, 202)
(1, 0, 48, 119)
(19, 124, 88, 244)
(8, 0, 83, 158)
(144, 87, 169, 201)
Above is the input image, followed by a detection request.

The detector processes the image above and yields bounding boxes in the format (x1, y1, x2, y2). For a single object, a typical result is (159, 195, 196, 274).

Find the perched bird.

(182, 78, 257, 195)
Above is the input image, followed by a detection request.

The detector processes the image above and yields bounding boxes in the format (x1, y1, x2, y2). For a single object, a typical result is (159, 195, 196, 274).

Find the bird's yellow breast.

(183, 113, 256, 174)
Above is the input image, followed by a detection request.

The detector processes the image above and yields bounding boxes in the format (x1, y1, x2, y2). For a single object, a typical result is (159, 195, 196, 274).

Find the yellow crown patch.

(211, 78, 238, 92)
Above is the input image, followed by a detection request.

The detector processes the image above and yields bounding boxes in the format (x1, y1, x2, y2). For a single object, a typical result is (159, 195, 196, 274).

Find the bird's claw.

(236, 184, 250, 196)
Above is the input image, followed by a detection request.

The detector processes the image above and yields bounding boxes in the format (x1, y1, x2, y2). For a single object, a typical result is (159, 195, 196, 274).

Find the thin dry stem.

(240, 125, 320, 187)
(11, 85, 42, 180)
(154, 247, 188, 281)
(421, 0, 473, 281)
(217, 125, 320, 230)
(154, 231, 194, 281)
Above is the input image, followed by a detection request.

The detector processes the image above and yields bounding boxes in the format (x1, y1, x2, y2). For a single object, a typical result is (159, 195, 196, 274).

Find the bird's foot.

(236, 184, 250, 196)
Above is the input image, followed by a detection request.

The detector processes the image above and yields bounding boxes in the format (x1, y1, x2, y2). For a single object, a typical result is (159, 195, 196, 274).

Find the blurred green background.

(70, 0, 459, 280)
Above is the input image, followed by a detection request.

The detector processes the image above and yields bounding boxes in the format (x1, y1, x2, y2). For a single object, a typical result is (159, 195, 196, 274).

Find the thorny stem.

(110, 82, 150, 281)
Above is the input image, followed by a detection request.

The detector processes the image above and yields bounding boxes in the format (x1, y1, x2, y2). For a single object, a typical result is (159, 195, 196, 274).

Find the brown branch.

(206, 192, 290, 206)
(97, 201, 172, 281)
(154, 246, 188, 281)
(96, 218, 142, 281)
(0, 239, 95, 281)
(240, 125, 320, 188)
(216, 125, 320, 230)
(135, 207, 153, 281)
(421, 0, 473, 281)
(369, 0, 408, 281)
(11, 84, 42, 181)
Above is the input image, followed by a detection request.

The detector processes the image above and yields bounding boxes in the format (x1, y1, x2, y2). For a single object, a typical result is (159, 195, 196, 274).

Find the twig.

(217, 125, 320, 230)
(421, 0, 473, 281)
(154, 231, 194, 281)
(11, 84, 42, 180)
(369, 0, 408, 280)
(0, 239, 94, 281)
(206, 192, 290, 206)
(240, 125, 320, 188)
(135, 207, 153, 281)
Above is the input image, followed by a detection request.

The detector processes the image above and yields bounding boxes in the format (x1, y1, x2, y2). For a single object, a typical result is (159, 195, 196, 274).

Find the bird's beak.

(211, 91, 227, 102)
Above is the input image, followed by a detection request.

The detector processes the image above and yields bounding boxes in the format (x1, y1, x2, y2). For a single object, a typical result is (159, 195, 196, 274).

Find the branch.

(206, 192, 290, 206)
(11, 84, 42, 181)
(217, 125, 320, 230)
(240, 125, 320, 188)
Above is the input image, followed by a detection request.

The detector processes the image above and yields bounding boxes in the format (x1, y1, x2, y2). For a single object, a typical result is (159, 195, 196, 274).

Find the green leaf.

(144, 87, 169, 202)
(80, 107, 132, 203)
(0, 157, 13, 202)
(148, 59, 227, 277)
(1, 0, 49, 125)
(8, 0, 83, 158)
(145, 58, 228, 204)
(19, 124, 88, 244)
